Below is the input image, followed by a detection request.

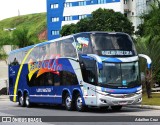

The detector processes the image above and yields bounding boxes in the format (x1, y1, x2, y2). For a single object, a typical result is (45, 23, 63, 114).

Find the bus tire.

(18, 94, 25, 107)
(75, 93, 85, 112)
(25, 93, 31, 107)
(64, 93, 73, 111)
(111, 105, 122, 111)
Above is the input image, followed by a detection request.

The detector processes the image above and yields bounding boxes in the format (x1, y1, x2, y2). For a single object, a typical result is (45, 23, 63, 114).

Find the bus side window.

(45, 73, 54, 86)
(54, 73, 60, 86)
(60, 38, 77, 58)
(50, 42, 57, 59)
(60, 71, 78, 86)
(39, 45, 47, 61)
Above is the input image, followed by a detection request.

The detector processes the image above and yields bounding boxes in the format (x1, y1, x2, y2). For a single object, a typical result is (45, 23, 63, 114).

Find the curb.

(0, 95, 10, 101)
(125, 105, 160, 110)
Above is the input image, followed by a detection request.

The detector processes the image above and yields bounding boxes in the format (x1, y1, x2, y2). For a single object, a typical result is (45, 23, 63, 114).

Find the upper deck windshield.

(91, 33, 137, 57)
(74, 32, 137, 57)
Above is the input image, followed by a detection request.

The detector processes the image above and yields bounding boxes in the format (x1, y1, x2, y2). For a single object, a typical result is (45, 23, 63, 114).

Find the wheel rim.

(26, 96, 29, 106)
(65, 96, 71, 109)
(76, 96, 82, 110)
(19, 96, 23, 105)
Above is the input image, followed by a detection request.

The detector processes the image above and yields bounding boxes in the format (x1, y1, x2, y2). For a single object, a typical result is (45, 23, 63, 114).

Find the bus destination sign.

(102, 50, 133, 56)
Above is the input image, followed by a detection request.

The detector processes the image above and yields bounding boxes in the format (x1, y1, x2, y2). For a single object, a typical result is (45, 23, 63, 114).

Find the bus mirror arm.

(138, 54, 152, 69)
(87, 54, 103, 70)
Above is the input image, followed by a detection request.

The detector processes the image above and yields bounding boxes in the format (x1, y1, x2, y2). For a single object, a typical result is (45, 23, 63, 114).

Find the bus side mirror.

(138, 54, 152, 69)
(87, 54, 103, 70)
(79, 54, 103, 70)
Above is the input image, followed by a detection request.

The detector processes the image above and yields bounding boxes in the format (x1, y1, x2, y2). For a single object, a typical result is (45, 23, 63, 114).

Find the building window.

(90, 0, 94, 4)
(51, 4, 58, 9)
(79, 1, 86, 6)
(52, 30, 59, 35)
(124, 0, 128, 4)
(132, 12, 134, 16)
(64, 16, 72, 21)
(79, 15, 87, 20)
(64, 2, 72, 7)
(97, 0, 106, 4)
(51, 17, 59, 22)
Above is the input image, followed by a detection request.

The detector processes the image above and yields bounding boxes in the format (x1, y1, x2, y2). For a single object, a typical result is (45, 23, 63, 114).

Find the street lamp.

(4, 28, 16, 31)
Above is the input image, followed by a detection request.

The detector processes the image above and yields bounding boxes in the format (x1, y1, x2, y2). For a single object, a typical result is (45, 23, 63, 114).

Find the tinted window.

(74, 33, 93, 54)
(79, 56, 97, 85)
(60, 38, 77, 58)
(27, 72, 60, 87)
(91, 33, 137, 57)
(50, 42, 60, 59)
(60, 71, 78, 85)
(25, 47, 39, 64)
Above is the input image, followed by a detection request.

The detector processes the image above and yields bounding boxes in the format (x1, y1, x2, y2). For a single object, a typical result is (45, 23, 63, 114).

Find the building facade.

(47, 0, 151, 40)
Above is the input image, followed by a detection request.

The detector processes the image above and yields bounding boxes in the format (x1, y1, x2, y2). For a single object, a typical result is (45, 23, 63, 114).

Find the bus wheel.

(75, 94, 85, 112)
(25, 94, 31, 107)
(111, 106, 122, 111)
(64, 94, 73, 111)
(18, 94, 25, 107)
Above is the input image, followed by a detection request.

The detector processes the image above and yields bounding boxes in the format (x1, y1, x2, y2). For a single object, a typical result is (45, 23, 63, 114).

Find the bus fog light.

(138, 98, 142, 102)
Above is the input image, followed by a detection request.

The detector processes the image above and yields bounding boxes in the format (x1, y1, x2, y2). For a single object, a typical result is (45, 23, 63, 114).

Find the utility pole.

(18, 9, 20, 16)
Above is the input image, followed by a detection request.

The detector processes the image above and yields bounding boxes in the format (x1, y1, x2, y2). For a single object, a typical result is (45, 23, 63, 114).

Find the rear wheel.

(18, 94, 25, 107)
(64, 93, 73, 111)
(75, 94, 86, 112)
(111, 106, 122, 111)
(25, 94, 32, 107)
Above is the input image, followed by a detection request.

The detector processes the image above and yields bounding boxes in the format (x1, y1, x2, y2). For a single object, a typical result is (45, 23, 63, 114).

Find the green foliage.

(60, 8, 134, 36)
(135, 0, 160, 83)
(0, 13, 47, 46)
(60, 23, 77, 36)
(0, 46, 7, 60)
(142, 93, 160, 106)
(11, 27, 36, 48)
(0, 13, 47, 60)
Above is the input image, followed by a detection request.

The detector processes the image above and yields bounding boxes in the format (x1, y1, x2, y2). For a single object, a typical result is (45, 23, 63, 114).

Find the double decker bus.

(8, 32, 151, 111)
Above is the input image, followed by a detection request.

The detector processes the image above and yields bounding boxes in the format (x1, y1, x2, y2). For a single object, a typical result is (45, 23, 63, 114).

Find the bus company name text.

(102, 50, 133, 56)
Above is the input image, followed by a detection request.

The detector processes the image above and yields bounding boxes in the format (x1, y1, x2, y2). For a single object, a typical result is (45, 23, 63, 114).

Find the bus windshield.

(98, 61, 140, 88)
(91, 33, 137, 57)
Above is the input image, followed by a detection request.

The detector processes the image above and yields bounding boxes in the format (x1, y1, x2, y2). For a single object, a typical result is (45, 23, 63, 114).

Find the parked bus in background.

(8, 32, 151, 111)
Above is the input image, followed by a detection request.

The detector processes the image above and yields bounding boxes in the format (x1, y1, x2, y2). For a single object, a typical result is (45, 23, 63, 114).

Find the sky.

(0, 0, 46, 20)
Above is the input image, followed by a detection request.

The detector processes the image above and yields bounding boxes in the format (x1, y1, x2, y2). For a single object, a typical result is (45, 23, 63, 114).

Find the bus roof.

(9, 31, 129, 54)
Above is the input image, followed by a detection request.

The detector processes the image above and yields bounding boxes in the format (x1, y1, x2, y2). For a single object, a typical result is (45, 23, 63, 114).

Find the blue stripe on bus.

(101, 86, 141, 94)
(100, 57, 122, 63)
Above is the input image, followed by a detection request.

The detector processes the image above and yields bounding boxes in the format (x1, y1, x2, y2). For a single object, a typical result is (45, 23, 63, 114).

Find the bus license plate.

(118, 101, 128, 105)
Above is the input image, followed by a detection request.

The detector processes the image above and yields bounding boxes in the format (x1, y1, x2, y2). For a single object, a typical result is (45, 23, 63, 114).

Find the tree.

(135, 0, 160, 84)
(11, 27, 36, 48)
(60, 23, 77, 37)
(0, 46, 7, 61)
(76, 18, 91, 32)
(89, 8, 134, 35)
(60, 8, 134, 36)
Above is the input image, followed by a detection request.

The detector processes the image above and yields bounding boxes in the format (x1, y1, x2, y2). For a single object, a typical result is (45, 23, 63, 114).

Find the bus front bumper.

(96, 93, 142, 107)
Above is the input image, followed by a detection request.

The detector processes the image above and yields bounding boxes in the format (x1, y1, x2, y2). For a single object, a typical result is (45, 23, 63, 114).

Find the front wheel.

(75, 94, 86, 112)
(111, 106, 122, 111)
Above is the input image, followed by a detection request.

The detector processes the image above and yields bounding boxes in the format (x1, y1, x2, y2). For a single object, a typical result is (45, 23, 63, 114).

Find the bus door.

(79, 55, 97, 106)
